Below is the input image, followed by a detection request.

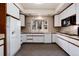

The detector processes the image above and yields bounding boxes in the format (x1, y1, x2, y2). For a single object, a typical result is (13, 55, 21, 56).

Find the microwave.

(61, 15, 76, 27)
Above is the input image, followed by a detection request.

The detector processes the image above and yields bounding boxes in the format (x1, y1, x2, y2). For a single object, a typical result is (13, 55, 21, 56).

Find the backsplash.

(60, 25, 79, 35)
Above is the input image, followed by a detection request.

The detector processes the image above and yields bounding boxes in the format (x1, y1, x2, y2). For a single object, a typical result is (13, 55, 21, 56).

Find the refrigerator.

(6, 16, 21, 56)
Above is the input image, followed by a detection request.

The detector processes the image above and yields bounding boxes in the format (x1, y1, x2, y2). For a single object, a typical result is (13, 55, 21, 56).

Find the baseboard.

(22, 42, 56, 44)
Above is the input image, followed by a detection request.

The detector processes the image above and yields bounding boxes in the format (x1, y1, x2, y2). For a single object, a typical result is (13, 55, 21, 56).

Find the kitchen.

(0, 3, 79, 56)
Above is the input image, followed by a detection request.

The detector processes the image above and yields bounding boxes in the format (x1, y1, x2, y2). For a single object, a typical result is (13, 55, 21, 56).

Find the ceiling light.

(34, 3, 43, 4)
(36, 16, 43, 19)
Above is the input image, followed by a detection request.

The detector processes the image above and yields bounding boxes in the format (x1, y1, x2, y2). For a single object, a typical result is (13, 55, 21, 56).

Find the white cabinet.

(56, 36, 70, 54)
(60, 4, 76, 19)
(21, 34, 26, 43)
(54, 15, 61, 27)
(76, 4, 79, 24)
(33, 35, 44, 43)
(7, 3, 19, 19)
(52, 34, 57, 43)
(20, 14, 25, 27)
(44, 34, 51, 43)
(0, 45, 4, 56)
(26, 35, 33, 42)
(56, 34, 79, 56)
(69, 43, 79, 56)
(21, 34, 45, 43)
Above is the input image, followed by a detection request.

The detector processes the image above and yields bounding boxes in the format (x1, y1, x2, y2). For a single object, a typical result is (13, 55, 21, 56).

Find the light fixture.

(35, 3, 42, 4)
(36, 16, 43, 19)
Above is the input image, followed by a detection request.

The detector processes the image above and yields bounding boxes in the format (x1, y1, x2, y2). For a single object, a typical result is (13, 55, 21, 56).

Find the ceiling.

(18, 3, 71, 16)
(21, 3, 60, 10)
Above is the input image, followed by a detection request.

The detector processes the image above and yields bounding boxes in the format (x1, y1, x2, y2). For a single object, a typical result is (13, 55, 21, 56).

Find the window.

(31, 20, 48, 32)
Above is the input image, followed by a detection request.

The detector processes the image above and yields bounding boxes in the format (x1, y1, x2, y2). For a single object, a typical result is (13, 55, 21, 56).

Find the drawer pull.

(27, 39, 33, 40)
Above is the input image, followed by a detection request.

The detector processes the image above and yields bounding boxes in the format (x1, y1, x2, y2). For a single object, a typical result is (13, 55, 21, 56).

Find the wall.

(59, 25, 78, 35)
(21, 16, 58, 33)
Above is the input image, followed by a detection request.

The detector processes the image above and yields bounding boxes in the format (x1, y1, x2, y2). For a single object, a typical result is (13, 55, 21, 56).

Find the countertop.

(57, 33, 79, 41)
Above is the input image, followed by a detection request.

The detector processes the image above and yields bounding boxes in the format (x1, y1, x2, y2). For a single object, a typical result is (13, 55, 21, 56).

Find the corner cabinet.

(54, 15, 61, 27)
(20, 14, 25, 27)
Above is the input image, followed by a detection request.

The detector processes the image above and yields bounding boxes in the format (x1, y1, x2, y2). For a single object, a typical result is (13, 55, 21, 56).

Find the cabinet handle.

(27, 39, 33, 40)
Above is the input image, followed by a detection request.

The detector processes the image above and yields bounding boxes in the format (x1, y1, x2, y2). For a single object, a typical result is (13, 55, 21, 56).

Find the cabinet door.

(69, 43, 79, 56)
(54, 15, 61, 27)
(33, 36, 44, 43)
(21, 34, 26, 43)
(58, 38, 69, 54)
(20, 14, 25, 26)
(7, 3, 19, 19)
(52, 34, 57, 43)
(0, 45, 4, 56)
(56, 35, 70, 54)
(44, 34, 51, 43)
(60, 4, 76, 19)
(76, 3, 79, 24)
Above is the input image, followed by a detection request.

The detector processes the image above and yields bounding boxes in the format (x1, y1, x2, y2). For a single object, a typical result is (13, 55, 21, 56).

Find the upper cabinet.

(76, 4, 79, 24)
(54, 14, 61, 27)
(54, 4, 77, 27)
(20, 14, 25, 27)
(7, 3, 20, 19)
(60, 4, 76, 20)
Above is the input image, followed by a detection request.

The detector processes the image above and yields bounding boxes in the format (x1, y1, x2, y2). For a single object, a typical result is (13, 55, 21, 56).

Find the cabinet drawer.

(0, 45, 4, 56)
(0, 40, 4, 45)
(7, 3, 19, 19)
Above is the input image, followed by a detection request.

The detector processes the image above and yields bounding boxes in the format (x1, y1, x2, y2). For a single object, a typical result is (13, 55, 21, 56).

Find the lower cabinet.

(33, 36, 44, 43)
(21, 34, 45, 43)
(52, 34, 57, 43)
(56, 36, 70, 54)
(0, 45, 4, 56)
(21, 34, 26, 43)
(44, 34, 51, 43)
(69, 43, 79, 56)
(56, 34, 79, 56)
